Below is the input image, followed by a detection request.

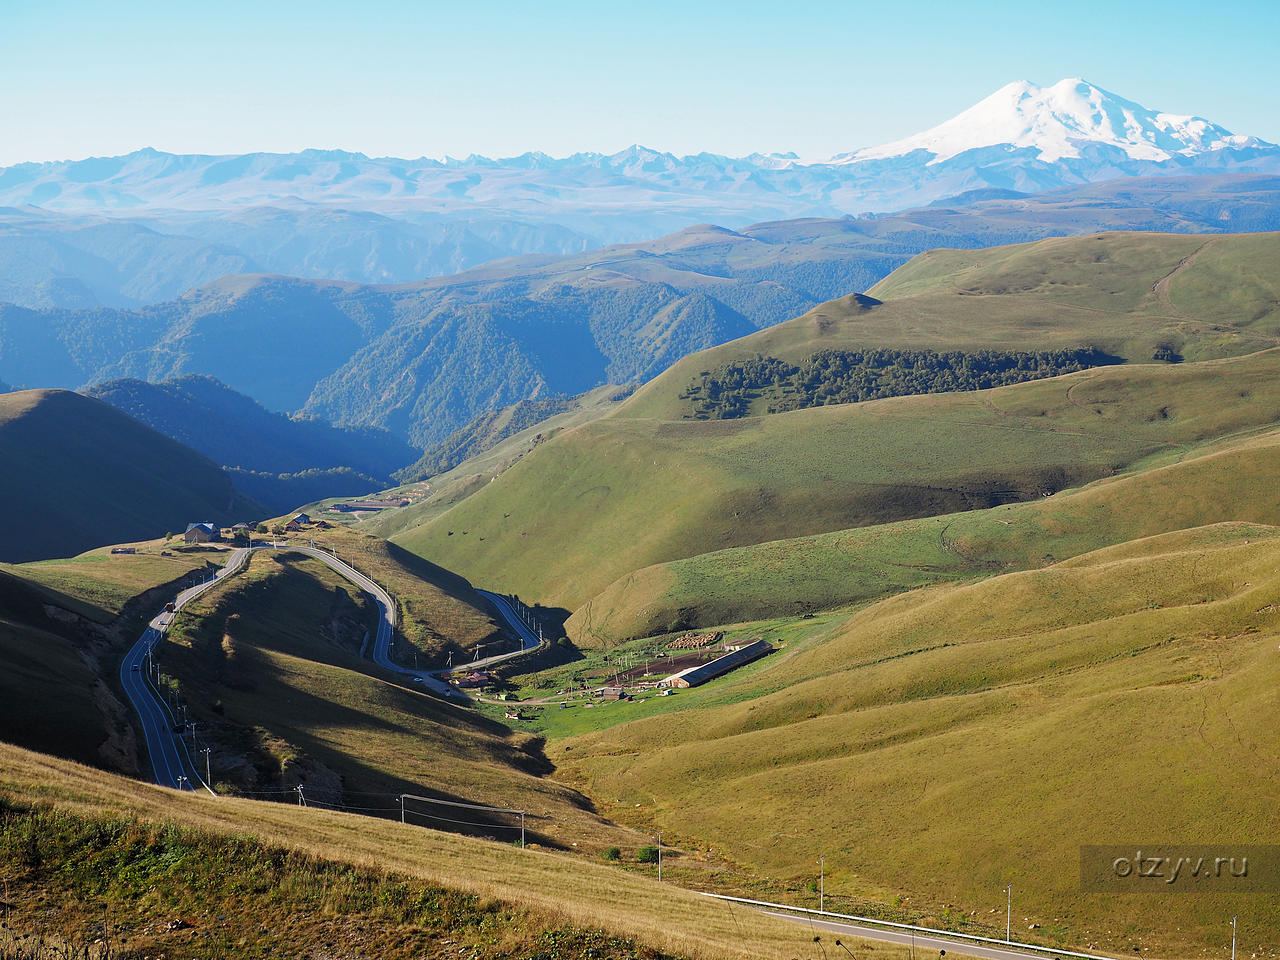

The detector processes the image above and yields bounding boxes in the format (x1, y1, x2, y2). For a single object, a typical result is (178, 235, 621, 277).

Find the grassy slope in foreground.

(0, 742, 924, 960)
(0, 800, 678, 960)
(620, 231, 1280, 421)
(0, 388, 260, 562)
(552, 523, 1280, 957)
(394, 347, 1280, 613)
(568, 422, 1280, 643)
(164, 549, 631, 850)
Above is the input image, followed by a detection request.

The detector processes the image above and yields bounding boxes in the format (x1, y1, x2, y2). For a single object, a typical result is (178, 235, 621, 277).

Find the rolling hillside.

(5, 180, 1280, 448)
(160, 548, 618, 844)
(86, 374, 416, 510)
(0, 389, 260, 562)
(551, 523, 1280, 957)
(0, 541, 214, 768)
(568, 425, 1280, 643)
(0, 740, 916, 960)
(621, 231, 1280, 420)
(392, 346, 1280, 613)
(86, 374, 414, 477)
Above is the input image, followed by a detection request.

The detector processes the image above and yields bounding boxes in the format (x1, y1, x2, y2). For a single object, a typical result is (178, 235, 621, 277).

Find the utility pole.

(657, 832, 662, 882)
(200, 747, 211, 786)
(1230, 915, 1237, 960)
(520, 811, 526, 849)
(296, 785, 306, 807)
(399, 795, 405, 824)
(819, 856, 825, 912)
(1004, 884, 1012, 943)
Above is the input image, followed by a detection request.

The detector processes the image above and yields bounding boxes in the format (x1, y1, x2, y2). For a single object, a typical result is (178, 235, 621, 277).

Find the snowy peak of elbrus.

(0, 80, 1276, 233)
(845, 78, 1268, 165)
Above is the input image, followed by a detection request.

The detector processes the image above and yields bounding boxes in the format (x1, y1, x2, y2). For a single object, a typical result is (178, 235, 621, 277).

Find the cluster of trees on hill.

(680, 347, 1122, 419)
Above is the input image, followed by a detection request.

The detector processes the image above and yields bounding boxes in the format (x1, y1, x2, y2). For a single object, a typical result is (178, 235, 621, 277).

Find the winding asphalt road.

(119, 547, 250, 791)
(121, 542, 548, 789)
(280, 545, 466, 695)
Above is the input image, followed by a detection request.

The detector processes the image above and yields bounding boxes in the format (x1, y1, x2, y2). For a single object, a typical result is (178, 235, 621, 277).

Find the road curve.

(119, 547, 251, 791)
(285, 552, 544, 694)
(122, 543, 551, 787)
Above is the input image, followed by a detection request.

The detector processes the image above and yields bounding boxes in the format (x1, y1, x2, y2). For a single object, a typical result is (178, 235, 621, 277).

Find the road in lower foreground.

(761, 912, 1097, 960)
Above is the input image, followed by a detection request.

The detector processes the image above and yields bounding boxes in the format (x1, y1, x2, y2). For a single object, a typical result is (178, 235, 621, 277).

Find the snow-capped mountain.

(0, 79, 1274, 302)
(844, 78, 1263, 165)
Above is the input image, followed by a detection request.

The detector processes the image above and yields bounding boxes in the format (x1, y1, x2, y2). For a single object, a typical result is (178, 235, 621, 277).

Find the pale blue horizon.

(2, 0, 1277, 167)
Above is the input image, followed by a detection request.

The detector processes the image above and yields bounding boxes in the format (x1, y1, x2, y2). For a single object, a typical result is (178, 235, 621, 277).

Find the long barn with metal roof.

(660, 639, 774, 688)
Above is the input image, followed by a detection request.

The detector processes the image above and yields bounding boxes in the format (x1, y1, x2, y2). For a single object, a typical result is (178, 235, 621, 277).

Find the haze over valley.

(3, 7, 1280, 956)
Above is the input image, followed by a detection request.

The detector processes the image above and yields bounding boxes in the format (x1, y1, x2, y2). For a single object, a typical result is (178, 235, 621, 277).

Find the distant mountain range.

(5, 173, 1280, 450)
(0, 80, 1276, 310)
(0, 205, 591, 309)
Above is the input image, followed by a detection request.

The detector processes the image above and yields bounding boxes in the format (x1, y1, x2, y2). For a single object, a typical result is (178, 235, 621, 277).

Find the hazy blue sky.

(2, 0, 1277, 165)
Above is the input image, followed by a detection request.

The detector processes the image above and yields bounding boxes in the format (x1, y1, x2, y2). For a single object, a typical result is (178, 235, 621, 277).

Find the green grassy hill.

(567, 424, 1280, 643)
(620, 232, 1280, 421)
(392, 347, 1280, 612)
(361, 384, 638, 540)
(551, 523, 1280, 957)
(0, 388, 261, 561)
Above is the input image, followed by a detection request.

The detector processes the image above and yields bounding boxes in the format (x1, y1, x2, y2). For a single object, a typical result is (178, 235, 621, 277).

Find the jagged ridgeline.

(679, 346, 1123, 419)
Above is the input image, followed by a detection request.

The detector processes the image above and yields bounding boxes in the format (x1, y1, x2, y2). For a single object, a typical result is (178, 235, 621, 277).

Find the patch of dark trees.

(680, 346, 1124, 419)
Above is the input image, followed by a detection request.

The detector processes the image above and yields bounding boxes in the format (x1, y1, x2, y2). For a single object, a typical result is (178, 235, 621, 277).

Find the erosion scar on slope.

(1150, 239, 1218, 315)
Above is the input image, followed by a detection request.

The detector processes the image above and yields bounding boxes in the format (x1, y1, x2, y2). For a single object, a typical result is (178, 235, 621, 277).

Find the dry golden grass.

(553, 524, 1280, 957)
(0, 743, 943, 960)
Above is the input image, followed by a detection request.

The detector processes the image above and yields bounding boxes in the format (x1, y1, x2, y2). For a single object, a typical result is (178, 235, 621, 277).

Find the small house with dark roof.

(283, 513, 312, 531)
(184, 522, 220, 544)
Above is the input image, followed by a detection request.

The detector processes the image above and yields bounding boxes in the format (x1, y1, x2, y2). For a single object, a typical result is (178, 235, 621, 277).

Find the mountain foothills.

(0, 203, 591, 309)
(3, 174, 1279, 450)
(6, 78, 1280, 960)
(0, 389, 259, 562)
